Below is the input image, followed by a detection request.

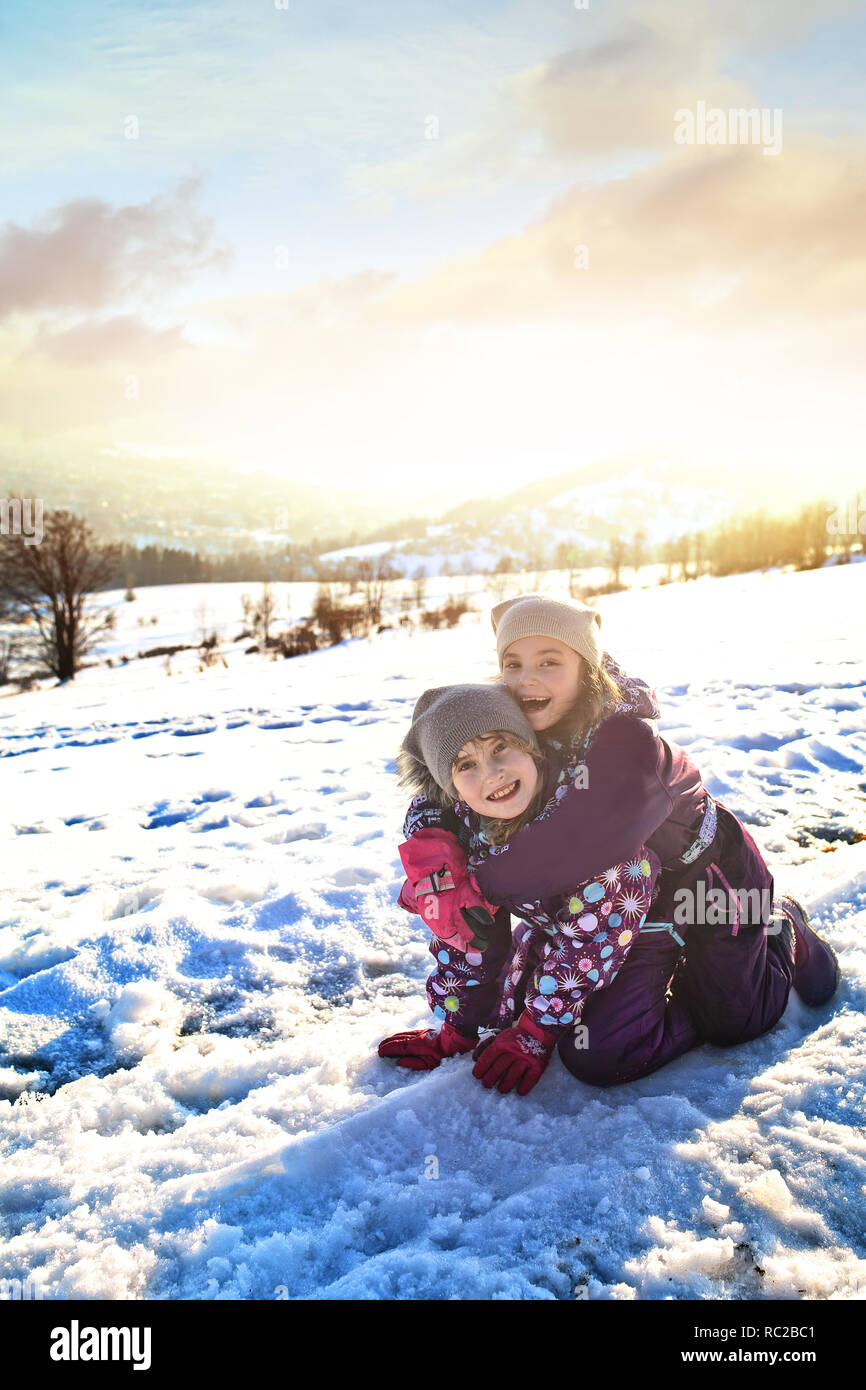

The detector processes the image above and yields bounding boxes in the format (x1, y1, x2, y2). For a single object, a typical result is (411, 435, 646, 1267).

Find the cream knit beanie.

(491, 593, 602, 668)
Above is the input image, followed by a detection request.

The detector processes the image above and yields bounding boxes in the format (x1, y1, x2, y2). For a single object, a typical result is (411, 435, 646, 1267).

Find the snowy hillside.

(1, 563, 865, 1300)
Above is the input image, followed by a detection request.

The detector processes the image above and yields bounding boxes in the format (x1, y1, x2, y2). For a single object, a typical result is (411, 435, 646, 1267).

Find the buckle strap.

(640, 922, 686, 947)
(680, 793, 718, 865)
(415, 867, 456, 895)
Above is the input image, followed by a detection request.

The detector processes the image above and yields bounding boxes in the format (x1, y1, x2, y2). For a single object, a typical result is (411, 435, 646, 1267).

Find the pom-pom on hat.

(491, 593, 602, 668)
(400, 683, 538, 794)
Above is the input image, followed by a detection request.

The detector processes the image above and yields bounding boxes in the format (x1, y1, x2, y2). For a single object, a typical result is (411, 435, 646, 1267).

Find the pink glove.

(398, 829, 497, 951)
(377, 1020, 477, 1070)
(472, 1012, 557, 1096)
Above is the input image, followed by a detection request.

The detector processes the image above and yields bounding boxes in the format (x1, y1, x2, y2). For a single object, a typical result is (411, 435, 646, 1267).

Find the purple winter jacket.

(471, 713, 704, 912)
(402, 663, 774, 1038)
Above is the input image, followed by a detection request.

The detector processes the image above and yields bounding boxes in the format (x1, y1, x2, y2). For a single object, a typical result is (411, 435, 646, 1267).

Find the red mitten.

(377, 1020, 477, 1071)
(471, 1012, 557, 1096)
(398, 829, 497, 951)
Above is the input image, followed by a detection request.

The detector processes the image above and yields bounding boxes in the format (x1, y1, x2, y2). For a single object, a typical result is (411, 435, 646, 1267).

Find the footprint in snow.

(143, 807, 197, 830)
(200, 881, 269, 905)
(332, 866, 383, 887)
(266, 822, 327, 844)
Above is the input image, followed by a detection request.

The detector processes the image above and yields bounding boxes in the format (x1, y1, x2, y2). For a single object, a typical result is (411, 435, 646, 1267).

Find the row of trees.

(1, 496, 860, 684)
(558, 502, 860, 591)
(112, 542, 407, 589)
(645, 501, 848, 585)
(0, 504, 452, 683)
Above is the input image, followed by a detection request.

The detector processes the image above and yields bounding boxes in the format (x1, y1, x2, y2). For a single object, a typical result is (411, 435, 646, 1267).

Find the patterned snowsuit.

(402, 658, 795, 1086)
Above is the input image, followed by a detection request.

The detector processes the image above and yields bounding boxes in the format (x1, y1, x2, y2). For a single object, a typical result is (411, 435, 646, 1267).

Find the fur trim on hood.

(396, 743, 453, 808)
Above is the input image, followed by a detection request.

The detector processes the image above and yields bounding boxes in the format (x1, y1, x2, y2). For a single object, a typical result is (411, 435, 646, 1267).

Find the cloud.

(348, 0, 862, 203)
(196, 271, 397, 333)
(0, 1, 862, 500)
(0, 178, 230, 319)
(29, 315, 188, 364)
(382, 135, 866, 327)
(514, 22, 752, 158)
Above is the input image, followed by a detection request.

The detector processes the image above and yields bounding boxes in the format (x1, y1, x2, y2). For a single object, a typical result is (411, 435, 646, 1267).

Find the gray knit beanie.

(491, 593, 602, 667)
(401, 684, 539, 793)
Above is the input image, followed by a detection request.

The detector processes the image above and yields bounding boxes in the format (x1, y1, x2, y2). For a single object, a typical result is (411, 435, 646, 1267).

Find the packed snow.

(1, 563, 865, 1300)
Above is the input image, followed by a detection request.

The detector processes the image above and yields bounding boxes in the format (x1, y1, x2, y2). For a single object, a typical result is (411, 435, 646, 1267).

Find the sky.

(1, 0, 864, 509)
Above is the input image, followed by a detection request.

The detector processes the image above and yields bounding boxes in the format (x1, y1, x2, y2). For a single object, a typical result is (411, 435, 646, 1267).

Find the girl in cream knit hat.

(390, 593, 839, 1090)
(490, 592, 655, 745)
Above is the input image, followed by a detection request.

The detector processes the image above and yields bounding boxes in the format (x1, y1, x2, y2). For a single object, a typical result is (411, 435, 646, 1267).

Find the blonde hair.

(451, 731, 547, 847)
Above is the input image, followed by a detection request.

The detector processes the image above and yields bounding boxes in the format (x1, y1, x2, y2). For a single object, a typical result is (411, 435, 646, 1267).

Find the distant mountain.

(438, 450, 749, 530)
(1, 452, 425, 552)
(327, 451, 740, 574)
(2, 447, 833, 568)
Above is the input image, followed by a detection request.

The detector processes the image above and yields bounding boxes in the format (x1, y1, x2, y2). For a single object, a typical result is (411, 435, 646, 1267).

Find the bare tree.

(195, 600, 211, 647)
(607, 536, 628, 588)
(661, 537, 678, 583)
(692, 529, 706, 578)
(631, 529, 648, 580)
(0, 633, 15, 685)
(673, 532, 692, 581)
(411, 564, 427, 608)
(485, 554, 515, 603)
(240, 592, 254, 632)
(356, 557, 387, 625)
(0, 508, 120, 681)
(256, 581, 276, 645)
(554, 542, 583, 598)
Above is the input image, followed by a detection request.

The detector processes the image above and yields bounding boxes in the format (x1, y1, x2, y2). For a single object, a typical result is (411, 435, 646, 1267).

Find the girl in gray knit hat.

(397, 682, 545, 841)
(392, 683, 549, 952)
(379, 682, 661, 1092)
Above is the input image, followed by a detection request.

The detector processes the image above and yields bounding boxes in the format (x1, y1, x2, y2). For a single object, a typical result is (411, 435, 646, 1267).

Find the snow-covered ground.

(1, 563, 865, 1300)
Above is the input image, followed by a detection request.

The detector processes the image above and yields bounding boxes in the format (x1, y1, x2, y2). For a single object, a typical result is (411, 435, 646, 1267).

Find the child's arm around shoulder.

(403, 793, 465, 843)
(475, 713, 674, 904)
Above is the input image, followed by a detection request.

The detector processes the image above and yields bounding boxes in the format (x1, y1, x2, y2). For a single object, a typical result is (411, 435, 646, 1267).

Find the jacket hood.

(602, 653, 660, 721)
(396, 743, 453, 808)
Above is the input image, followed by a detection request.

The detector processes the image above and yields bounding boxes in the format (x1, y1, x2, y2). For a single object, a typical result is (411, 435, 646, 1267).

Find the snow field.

(1, 563, 865, 1299)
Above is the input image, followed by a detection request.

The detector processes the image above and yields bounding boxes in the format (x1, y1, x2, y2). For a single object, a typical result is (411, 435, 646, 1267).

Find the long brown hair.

(548, 659, 622, 747)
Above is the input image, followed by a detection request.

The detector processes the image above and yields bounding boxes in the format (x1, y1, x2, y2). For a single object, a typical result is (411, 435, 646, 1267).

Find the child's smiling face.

(450, 733, 539, 819)
(500, 635, 584, 731)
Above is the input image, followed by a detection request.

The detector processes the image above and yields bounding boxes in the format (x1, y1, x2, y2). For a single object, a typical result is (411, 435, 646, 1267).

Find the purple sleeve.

(474, 715, 675, 905)
(602, 652, 660, 720)
(403, 795, 464, 843)
(523, 849, 660, 1033)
